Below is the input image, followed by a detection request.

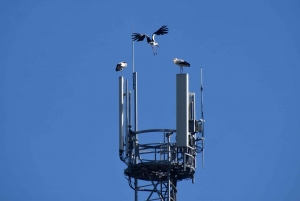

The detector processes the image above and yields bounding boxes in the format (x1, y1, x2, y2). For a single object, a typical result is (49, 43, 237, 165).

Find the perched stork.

(173, 58, 190, 73)
(132, 25, 168, 55)
(115, 61, 127, 74)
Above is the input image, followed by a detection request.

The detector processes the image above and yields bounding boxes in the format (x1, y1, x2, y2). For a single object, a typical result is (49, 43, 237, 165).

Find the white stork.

(132, 25, 168, 55)
(115, 61, 127, 74)
(173, 58, 190, 73)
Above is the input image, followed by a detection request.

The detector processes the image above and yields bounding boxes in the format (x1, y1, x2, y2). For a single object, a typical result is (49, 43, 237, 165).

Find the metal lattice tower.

(118, 69, 205, 201)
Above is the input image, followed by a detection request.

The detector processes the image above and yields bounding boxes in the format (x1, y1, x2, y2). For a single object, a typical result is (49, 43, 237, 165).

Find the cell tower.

(118, 67, 205, 201)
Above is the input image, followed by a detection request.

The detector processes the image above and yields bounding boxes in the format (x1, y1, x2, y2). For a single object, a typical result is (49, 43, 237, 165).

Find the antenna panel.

(176, 74, 189, 147)
(119, 76, 124, 151)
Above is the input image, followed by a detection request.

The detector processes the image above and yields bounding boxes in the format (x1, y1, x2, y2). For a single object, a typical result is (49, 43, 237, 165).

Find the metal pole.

(133, 72, 138, 134)
(133, 72, 138, 201)
(200, 67, 204, 121)
(128, 91, 132, 165)
(119, 76, 124, 153)
(125, 79, 129, 163)
(132, 23, 138, 201)
(200, 67, 205, 169)
(132, 23, 134, 73)
(167, 134, 171, 201)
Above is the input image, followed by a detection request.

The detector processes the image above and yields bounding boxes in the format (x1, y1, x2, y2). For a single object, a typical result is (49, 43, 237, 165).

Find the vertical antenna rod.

(128, 91, 132, 165)
(125, 79, 129, 163)
(200, 67, 204, 120)
(132, 23, 138, 201)
(133, 73, 138, 133)
(133, 71, 138, 201)
(200, 67, 205, 169)
(119, 76, 124, 155)
(132, 23, 134, 73)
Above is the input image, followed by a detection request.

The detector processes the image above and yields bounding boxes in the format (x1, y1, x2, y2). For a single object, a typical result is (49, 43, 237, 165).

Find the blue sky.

(1, 0, 300, 200)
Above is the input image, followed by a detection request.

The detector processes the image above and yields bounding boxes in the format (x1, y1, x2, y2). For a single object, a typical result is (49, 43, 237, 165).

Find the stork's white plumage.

(132, 25, 168, 55)
(115, 61, 127, 72)
(173, 58, 190, 73)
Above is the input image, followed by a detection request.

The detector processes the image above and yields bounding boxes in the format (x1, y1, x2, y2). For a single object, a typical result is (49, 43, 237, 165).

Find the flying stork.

(115, 61, 127, 74)
(173, 58, 190, 73)
(132, 25, 169, 55)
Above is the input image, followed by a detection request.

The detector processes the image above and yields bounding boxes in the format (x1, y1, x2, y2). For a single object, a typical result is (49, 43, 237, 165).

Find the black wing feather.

(146, 36, 151, 43)
(153, 25, 168, 36)
(132, 33, 145, 41)
(132, 33, 151, 42)
(132, 33, 152, 44)
(116, 64, 122, 71)
(179, 61, 190, 67)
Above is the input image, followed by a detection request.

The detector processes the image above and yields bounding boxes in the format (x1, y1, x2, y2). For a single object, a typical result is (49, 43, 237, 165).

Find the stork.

(115, 61, 127, 74)
(173, 58, 190, 73)
(132, 25, 168, 55)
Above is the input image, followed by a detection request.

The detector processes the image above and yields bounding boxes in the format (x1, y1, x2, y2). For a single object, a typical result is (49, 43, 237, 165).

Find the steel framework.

(118, 54, 204, 200)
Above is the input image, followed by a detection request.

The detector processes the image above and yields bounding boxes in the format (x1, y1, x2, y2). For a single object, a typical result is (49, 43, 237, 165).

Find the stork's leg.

(153, 46, 157, 55)
(151, 46, 155, 55)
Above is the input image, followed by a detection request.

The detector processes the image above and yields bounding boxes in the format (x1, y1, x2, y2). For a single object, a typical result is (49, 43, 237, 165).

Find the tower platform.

(124, 161, 195, 181)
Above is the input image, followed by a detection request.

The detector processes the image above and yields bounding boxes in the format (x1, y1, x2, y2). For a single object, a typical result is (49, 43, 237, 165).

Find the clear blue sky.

(1, 0, 299, 200)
